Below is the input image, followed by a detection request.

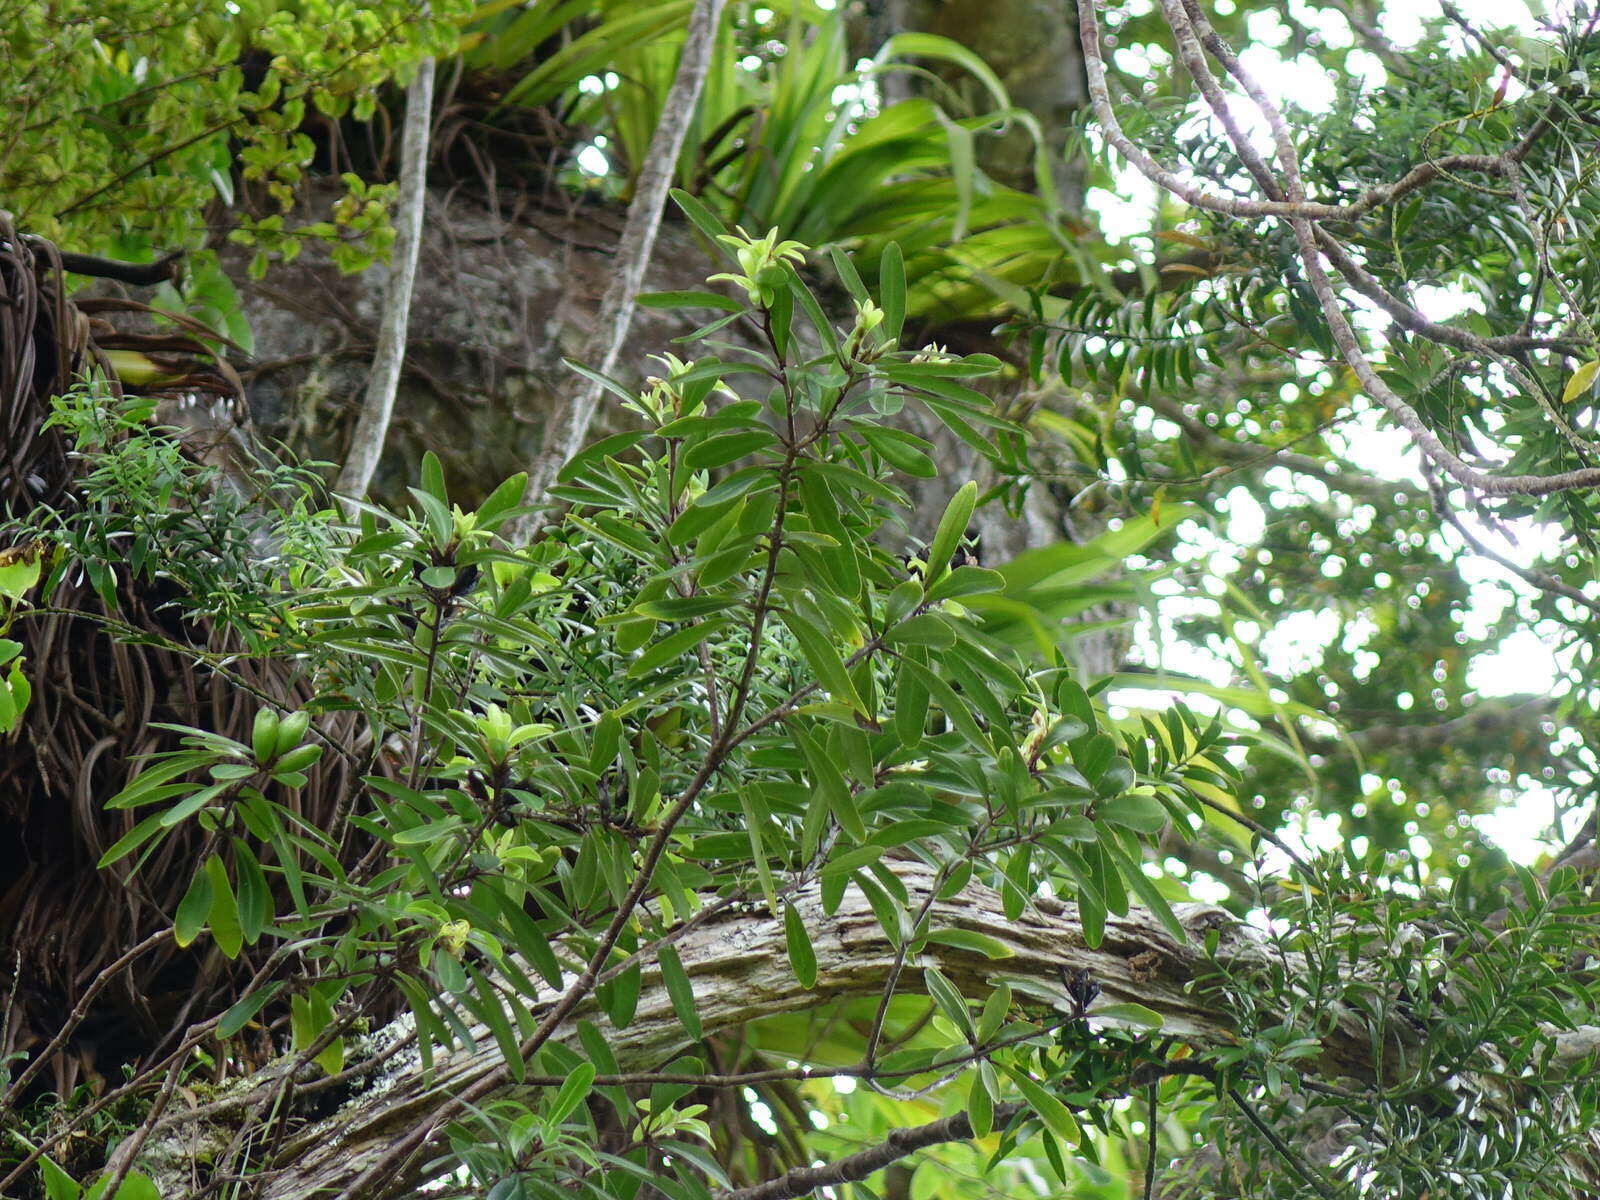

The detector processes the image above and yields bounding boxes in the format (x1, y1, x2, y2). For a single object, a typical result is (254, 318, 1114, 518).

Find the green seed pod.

(252, 708, 281, 764)
(272, 711, 312, 757)
(273, 743, 324, 774)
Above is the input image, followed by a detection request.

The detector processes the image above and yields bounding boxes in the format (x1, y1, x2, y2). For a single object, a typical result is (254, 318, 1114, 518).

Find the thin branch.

(1144, 1079, 1160, 1200)
(1081, 0, 1600, 498)
(714, 1104, 1025, 1200)
(1077, 0, 1499, 222)
(336, 48, 436, 498)
(1425, 471, 1600, 619)
(0, 928, 172, 1111)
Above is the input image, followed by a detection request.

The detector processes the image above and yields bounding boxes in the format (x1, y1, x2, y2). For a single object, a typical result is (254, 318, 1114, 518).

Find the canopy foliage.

(2, 1, 1600, 1199)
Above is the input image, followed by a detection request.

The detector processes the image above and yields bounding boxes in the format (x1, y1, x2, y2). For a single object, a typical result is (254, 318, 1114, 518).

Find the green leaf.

(671, 187, 733, 245)
(627, 620, 728, 679)
(924, 928, 1014, 959)
(1563, 359, 1600, 404)
(1092, 1002, 1164, 1029)
(683, 429, 775, 472)
(925, 480, 978, 587)
(476, 472, 530, 530)
(547, 1061, 598, 1125)
(976, 982, 1012, 1044)
(784, 902, 818, 989)
(0, 543, 43, 601)
(233, 839, 271, 944)
(205, 854, 243, 959)
(419, 450, 447, 501)
(923, 965, 975, 1039)
(780, 609, 867, 716)
(829, 246, 869, 303)
(795, 725, 864, 840)
(1096, 791, 1168, 833)
(40, 1156, 80, 1200)
(97, 811, 171, 868)
(858, 426, 936, 477)
(598, 966, 640, 1030)
(173, 865, 214, 948)
(1101, 840, 1187, 941)
(637, 290, 743, 313)
(218, 981, 283, 1038)
(634, 596, 739, 621)
(968, 1073, 993, 1139)
(657, 944, 701, 1040)
(880, 242, 906, 340)
(86, 1170, 159, 1200)
(1004, 1066, 1080, 1145)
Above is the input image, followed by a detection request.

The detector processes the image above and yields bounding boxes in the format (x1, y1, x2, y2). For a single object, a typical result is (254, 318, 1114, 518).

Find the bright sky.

(1100, 0, 1588, 871)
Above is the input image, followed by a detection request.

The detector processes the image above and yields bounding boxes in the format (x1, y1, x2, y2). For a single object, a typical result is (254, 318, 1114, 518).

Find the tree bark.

(335, 50, 435, 499)
(513, 0, 729, 535)
(140, 861, 1331, 1200)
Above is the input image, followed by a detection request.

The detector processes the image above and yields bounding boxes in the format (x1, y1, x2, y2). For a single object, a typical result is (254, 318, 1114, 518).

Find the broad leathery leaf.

(781, 609, 867, 715)
(40, 1157, 79, 1200)
(1563, 359, 1600, 404)
(997, 505, 1200, 593)
(291, 990, 345, 1075)
(636, 290, 742, 313)
(672, 187, 733, 245)
(795, 725, 864, 840)
(218, 981, 283, 1038)
(1096, 790, 1168, 833)
(740, 791, 778, 913)
(97, 811, 171, 869)
(1093, 1002, 1164, 1029)
(173, 864, 214, 947)
(1003, 1066, 1080, 1145)
(83, 1169, 159, 1200)
(1101, 839, 1187, 941)
(880, 242, 906, 340)
(547, 1061, 597, 1125)
(204, 854, 243, 959)
(784, 902, 818, 989)
(923, 964, 975, 1038)
(976, 982, 1012, 1044)
(657, 944, 701, 1039)
(925, 480, 977, 587)
(924, 928, 1014, 959)
(0, 540, 43, 601)
(968, 1073, 994, 1138)
(475, 472, 529, 531)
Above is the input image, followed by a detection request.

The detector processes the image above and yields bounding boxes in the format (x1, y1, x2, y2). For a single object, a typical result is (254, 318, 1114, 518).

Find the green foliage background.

(2, 0, 1600, 1197)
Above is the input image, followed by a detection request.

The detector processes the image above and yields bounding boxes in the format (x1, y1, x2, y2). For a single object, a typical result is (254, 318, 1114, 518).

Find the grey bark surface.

(515, 0, 730, 534)
(228, 187, 732, 509)
(334, 49, 435, 499)
(140, 862, 1301, 1200)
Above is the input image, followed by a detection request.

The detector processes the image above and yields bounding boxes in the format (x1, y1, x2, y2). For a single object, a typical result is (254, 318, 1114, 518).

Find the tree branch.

(511, 0, 729, 536)
(715, 1103, 1025, 1200)
(336, 49, 436, 499)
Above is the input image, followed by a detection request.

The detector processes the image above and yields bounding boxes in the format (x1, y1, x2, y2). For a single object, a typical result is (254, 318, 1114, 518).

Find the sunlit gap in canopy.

(1094, 0, 1578, 871)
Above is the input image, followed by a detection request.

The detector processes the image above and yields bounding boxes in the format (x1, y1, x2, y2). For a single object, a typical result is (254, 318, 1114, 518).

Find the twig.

(714, 1103, 1025, 1200)
(0, 928, 172, 1110)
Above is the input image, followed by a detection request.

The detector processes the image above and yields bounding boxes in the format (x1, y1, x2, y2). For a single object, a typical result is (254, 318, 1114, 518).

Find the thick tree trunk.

(141, 861, 1342, 1199)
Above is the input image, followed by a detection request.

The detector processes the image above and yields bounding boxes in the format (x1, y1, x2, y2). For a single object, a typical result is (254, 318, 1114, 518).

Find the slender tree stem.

(337, 46, 436, 499)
